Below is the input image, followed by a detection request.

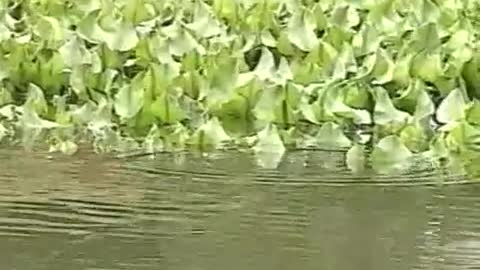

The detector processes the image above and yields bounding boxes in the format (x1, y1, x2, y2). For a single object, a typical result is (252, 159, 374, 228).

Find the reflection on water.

(0, 147, 479, 270)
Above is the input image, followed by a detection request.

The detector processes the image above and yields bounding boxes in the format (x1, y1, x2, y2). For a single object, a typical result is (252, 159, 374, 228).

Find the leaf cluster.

(0, 0, 480, 173)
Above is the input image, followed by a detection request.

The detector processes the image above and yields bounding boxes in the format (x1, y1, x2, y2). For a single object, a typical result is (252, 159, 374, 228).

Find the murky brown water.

(0, 147, 480, 270)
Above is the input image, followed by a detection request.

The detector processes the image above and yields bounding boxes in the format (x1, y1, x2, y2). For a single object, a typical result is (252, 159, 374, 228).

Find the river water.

(0, 147, 479, 270)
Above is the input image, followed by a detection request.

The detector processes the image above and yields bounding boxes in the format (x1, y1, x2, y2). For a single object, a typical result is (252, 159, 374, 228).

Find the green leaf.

(436, 88, 467, 124)
(410, 52, 443, 83)
(287, 8, 318, 52)
(253, 47, 276, 81)
(312, 122, 352, 149)
(20, 108, 60, 130)
(371, 135, 413, 174)
(150, 93, 186, 124)
(271, 57, 293, 86)
(352, 24, 380, 56)
(346, 144, 366, 174)
(185, 1, 224, 38)
(466, 100, 480, 126)
(24, 83, 48, 115)
(34, 15, 65, 47)
(399, 123, 429, 152)
(0, 123, 8, 142)
(444, 121, 480, 154)
(253, 124, 286, 169)
(411, 22, 441, 51)
(373, 87, 411, 127)
(59, 36, 92, 68)
(103, 21, 139, 52)
(188, 117, 231, 150)
(392, 54, 413, 87)
(331, 4, 360, 28)
(163, 22, 204, 56)
(325, 88, 372, 125)
(77, 10, 107, 44)
(413, 87, 435, 123)
(367, 48, 395, 85)
(254, 87, 280, 123)
(0, 87, 13, 106)
(77, 11, 139, 51)
(0, 56, 9, 81)
(123, 0, 154, 25)
(462, 52, 480, 100)
(114, 84, 145, 119)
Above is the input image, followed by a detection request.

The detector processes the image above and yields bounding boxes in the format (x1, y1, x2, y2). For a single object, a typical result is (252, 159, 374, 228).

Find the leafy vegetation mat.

(0, 0, 480, 174)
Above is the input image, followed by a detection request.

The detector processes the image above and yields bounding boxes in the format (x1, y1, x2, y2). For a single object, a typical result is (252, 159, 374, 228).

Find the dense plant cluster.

(0, 0, 479, 173)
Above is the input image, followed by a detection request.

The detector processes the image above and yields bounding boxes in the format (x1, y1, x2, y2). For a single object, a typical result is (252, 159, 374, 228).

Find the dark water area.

(0, 147, 480, 270)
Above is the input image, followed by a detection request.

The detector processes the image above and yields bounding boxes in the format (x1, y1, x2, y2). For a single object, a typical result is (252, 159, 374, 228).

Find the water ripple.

(0, 147, 479, 269)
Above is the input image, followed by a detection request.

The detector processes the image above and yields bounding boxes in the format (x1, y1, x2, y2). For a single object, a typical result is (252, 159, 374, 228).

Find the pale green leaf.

(412, 22, 441, 51)
(103, 21, 139, 51)
(325, 89, 372, 125)
(59, 36, 92, 68)
(373, 87, 411, 126)
(20, 108, 60, 129)
(253, 47, 276, 81)
(253, 124, 286, 169)
(76, 10, 106, 44)
(371, 135, 413, 174)
(414, 88, 435, 122)
(34, 15, 65, 46)
(436, 88, 468, 124)
(331, 4, 360, 28)
(189, 117, 231, 149)
(0, 123, 8, 142)
(352, 24, 380, 56)
(0, 87, 12, 106)
(185, 1, 224, 38)
(346, 144, 366, 174)
(254, 87, 280, 122)
(24, 83, 48, 115)
(366, 48, 394, 84)
(313, 122, 352, 149)
(272, 57, 293, 86)
(113, 84, 145, 119)
(164, 22, 204, 56)
(411, 52, 443, 83)
(287, 8, 318, 52)
(150, 94, 186, 124)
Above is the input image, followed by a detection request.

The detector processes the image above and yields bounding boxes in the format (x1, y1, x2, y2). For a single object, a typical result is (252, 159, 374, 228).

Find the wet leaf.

(346, 144, 366, 174)
(371, 135, 413, 174)
(411, 52, 443, 83)
(189, 117, 231, 150)
(314, 122, 352, 149)
(185, 1, 224, 38)
(253, 124, 286, 169)
(114, 84, 145, 119)
(20, 108, 60, 130)
(287, 8, 318, 52)
(24, 83, 48, 115)
(150, 93, 186, 124)
(59, 36, 92, 68)
(49, 140, 79, 155)
(436, 88, 467, 124)
(373, 87, 410, 127)
(103, 21, 139, 52)
(253, 47, 276, 81)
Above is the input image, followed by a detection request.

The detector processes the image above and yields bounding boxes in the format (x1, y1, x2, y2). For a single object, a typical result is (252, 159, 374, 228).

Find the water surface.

(0, 147, 479, 270)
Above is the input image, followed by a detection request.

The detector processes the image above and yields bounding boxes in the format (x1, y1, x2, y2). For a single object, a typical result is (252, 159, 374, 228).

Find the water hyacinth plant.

(0, 0, 479, 173)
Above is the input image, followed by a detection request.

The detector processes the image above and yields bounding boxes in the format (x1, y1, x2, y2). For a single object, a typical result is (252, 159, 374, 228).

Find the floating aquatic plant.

(0, 0, 479, 174)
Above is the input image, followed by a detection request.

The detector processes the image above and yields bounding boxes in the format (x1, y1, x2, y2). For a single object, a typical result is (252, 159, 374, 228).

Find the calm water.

(0, 147, 480, 270)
